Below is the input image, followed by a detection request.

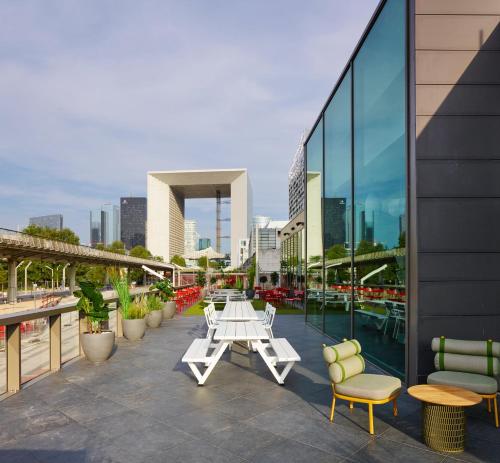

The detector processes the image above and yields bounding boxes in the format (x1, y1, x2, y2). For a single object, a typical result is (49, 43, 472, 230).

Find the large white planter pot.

(122, 318, 146, 341)
(80, 331, 115, 364)
(146, 309, 163, 328)
(162, 301, 176, 320)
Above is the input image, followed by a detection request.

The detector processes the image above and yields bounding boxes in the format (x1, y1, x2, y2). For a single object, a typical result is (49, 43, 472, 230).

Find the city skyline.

(0, 0, 378, 244)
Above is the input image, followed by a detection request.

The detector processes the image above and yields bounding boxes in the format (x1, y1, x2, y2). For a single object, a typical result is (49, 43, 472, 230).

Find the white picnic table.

(219, 300, 259, 321)
(182, 320, 300, 386)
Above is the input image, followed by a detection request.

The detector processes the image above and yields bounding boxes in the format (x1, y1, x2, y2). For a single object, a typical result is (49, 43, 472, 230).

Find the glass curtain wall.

(280, 229, 305, 301)
(324, 68, 352, 341)
(305, 0, 406, 379)
(305, 120, 324, 329)
(353, 0, 406, 378)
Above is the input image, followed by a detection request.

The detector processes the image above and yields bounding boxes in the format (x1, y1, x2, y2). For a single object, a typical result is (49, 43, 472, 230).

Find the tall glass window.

(353, 0, 406, 378)
(304, 0, 406, 380)
(306, 120, 324, 330)
(324, 68, 352, 340)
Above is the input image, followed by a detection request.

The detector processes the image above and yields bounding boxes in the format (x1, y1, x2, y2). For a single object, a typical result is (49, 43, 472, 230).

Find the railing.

(0, 285, 193, 396)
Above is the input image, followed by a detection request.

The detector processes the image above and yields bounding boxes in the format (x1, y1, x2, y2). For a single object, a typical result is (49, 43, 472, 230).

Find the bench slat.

(182, 339, 211, 362)
(270, 338, 301, 362)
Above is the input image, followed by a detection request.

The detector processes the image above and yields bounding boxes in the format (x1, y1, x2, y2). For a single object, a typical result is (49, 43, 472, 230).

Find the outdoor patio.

(0, 315, 498, 463)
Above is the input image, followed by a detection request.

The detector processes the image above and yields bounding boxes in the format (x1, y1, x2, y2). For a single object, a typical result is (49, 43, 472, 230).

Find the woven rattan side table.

(408, 384, 482, 453)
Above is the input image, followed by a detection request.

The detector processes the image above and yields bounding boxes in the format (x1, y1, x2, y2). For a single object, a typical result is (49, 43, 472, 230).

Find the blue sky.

(0, 0, 378, 247)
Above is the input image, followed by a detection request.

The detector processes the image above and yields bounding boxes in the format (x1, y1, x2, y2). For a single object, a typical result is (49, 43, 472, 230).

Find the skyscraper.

(288, 133, 306, 219)
(120, 197, 147, 249)
(198, 237, 211, 250)
(89, 204, 120, 247)
(184, 219, 199, 254)
(29, 214, 63, 230)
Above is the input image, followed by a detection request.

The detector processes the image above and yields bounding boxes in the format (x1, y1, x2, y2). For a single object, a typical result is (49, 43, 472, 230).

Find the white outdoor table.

(219, 300, 259, 321)
(183, 321, 300, 385)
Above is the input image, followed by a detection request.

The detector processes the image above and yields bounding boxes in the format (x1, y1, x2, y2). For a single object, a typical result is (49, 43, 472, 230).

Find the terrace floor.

(0, 315, 498, 463)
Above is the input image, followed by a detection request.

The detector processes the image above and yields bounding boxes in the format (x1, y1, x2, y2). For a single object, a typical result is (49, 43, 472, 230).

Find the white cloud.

(0, 0, 379, 240)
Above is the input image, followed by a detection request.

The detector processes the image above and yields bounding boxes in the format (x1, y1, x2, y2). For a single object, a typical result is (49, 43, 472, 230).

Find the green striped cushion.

(323, 339, 361, 364)
(434, 353, 499, 377)
(329, 354, 365, 384)
(431, 337, 500, 357)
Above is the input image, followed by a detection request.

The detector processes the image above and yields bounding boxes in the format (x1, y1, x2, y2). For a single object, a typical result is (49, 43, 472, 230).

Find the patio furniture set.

(174, 286, 203, 312)
(182, 297, 301, 386)
(324, 336, 499, 453)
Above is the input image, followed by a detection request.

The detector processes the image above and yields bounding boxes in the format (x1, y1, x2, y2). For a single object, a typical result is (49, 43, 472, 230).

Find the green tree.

(23, 224, 80, 245)
(197, 256, 208, 270)
(129, 245, 153, 284)
(107, 241, 126, 255)
(270, 271, 279, 287)
(355, 240, 384, 256)
(325, 244, 347, 260)
(170, 255, 186, 267)
(196, 271, 206, 287)
(247, 256, 256, 289)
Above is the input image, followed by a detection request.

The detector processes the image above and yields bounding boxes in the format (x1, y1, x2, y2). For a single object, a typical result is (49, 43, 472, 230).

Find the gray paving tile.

(82, 409, 162, 440)
(203, 422, 284, 460)
(0, 316, 492, 462)
(247, 436, 341, 463)
(109, 423, 191, 461)
(166, 407, 241, 439)
(56, 396, 130, 425)
(0, 411, 72, 445)
(146, 438, 245, 463)
(348, 437, 446, 463)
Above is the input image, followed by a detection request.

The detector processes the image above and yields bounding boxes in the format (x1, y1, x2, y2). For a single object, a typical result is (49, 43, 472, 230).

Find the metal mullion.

(350, 62, 355, 341)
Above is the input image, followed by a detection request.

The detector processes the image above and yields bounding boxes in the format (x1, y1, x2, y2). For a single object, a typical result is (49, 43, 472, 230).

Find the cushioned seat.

(428, 371, 498, 395)
(335, 373, 401, 401)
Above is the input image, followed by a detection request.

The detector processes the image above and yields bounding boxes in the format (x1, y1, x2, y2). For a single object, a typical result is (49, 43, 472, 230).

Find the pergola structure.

(0, 229, 174, 303)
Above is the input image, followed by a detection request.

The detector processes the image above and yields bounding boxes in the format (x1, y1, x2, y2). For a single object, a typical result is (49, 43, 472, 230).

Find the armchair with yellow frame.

(323, 339, 401, 434)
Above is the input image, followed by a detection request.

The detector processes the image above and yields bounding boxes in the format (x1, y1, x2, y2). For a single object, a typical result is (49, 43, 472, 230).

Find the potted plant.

(151, 279, 176, 319)
(113, 276, 147, 341)
(196, 271, 207, 296)
(74, 280, 114, 363)
(259, 275, 268, 289)
(270, 271, 279, 288)
(145, 294, 163, 328)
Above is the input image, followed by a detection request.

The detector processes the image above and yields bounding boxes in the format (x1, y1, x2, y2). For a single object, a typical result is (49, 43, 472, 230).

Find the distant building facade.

(288, 133, 306, 219)
(237, 238, 249, 268)
(29, 214, 63, 230)
(90, 204, 120, 247)
(198, 237, 211, 250)
(147, 169, 252, 268)
(184, 219, 199, 254)
(120, 197, 147, 249)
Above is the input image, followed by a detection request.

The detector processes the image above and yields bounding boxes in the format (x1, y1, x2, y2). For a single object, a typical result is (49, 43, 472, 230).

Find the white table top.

(219, 301, 259, 321)
(213, 321, 269, 341)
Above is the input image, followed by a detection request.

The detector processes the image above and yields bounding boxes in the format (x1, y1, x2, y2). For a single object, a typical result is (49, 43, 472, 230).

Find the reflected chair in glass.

(323, 339, 401, 434)
(427, 337, 499, 428)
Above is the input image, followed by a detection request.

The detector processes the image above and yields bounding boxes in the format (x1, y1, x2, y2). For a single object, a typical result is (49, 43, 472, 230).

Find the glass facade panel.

(280, 228, 305, 307)
(324, 68, 352, 341)
(353, 0, 406, 378)
(306, 120, 324, 329)
(61, 310, 80, 364)
(305, 0, 406, 380)
(21, 316, 50, 384)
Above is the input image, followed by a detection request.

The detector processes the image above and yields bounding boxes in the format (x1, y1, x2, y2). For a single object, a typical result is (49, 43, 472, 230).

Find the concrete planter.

(162, 301, 176, 320)
(80, 331, 115, 364)
(146, 309, 163, 328)
(122, 318, 146, 341)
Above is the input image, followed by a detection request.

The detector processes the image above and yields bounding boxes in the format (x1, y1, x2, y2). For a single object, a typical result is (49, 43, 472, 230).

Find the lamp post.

(24, 261, 32, 292)
(44, 265, 54, 292)
(62, 263, 70, 290)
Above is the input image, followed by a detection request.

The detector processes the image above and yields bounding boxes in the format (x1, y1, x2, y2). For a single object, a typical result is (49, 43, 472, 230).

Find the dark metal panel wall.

(414, 0, 500, 383)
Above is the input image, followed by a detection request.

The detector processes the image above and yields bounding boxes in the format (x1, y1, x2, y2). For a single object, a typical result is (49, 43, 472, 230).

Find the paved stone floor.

(0, 315, 498, 462)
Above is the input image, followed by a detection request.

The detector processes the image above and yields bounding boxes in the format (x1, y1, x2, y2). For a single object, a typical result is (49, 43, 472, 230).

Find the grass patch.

(183, 299, 304, 316)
